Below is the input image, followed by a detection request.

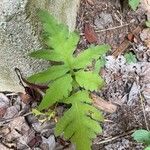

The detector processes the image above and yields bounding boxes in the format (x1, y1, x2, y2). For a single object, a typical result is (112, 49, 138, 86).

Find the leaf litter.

(77, 0, 150, 149)
(1, 0, 150, 149)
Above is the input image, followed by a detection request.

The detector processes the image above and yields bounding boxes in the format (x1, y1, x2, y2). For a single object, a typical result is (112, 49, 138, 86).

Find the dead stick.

(91, 94, 117, 113)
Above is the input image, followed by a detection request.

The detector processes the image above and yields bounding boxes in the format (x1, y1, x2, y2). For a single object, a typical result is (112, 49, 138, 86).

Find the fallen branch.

(91, 94, 117, 113)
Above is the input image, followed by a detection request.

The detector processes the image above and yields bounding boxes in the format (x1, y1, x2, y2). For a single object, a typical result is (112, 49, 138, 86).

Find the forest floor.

(77, 0, 150, 149)
(0, 0, 150, 150)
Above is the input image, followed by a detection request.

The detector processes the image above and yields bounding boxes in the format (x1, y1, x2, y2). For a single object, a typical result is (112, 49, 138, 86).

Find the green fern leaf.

(60, 32, 79, 57)
(94, 56, 106, 74)
(55, 91, 103, 150)
(29, 50, 63, 62)
(27, 65, 69, 84)
(46, 27, 68, 50)
(48, 31, 79, 65)
(129, 0, 140, 11)
(38, 74, 72, 110)
(38, 10, 79, 65)
(28, 10, 106, 149)
(38, 10, 69, 51)
(75, 71, 105, 91)
(38, 9, 68, 37)
(72, 45, 110, 69)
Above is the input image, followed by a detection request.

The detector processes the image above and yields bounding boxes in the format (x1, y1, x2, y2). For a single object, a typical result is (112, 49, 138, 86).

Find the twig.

(0, 112, 33, 125)
(93, 129, 136, 145)
(5, 93, 18, 96)
(96, 23, 130, 33)
(139, 92, 149, 131)
(91, 93, 117, 113)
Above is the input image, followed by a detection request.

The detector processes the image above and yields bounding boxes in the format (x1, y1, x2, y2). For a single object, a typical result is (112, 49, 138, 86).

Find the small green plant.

(124, 52, 137, 64)
(32, 108, 55, 122)
(28, 10, 110, 150)
(132, 129, 150, 150)
(128, 0, 140, 11)
(94, 56, 106, 74)
(146, 20, 150, 28)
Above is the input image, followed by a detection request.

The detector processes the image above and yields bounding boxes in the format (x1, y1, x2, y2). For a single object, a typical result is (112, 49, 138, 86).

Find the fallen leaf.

(0, 107, 7, 118)
(112, 39, 130, 57)
(3, 106, 19, 119)
(15, 68, 48, 102)
(18, 92, 31, 104)
(127, 33, 134, 42)
(28, 134, 42, 148)
(127, 82, 140, 105)
(0, 143, 16, 150)
(6, 117, 30, 142)
(85, 0, 95, 5)
(141, 0, 150, 19)
(0, 93, 9, 107)
(91, 94, 117, 113)
(112, 25, 143, 57)
(84, 23, 98, 44)
(140, 28, 150, 48)
(0, 127, 10, 136)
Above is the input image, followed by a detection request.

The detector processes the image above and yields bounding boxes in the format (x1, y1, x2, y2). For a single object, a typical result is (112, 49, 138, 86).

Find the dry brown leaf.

(141, 0, 150, 19)
(112, 25, 143, 57)
(140, 28, 150, 48)
(84, 23, 98, 44)
(91, 94, 117, 113)
(18, 92, 31, 104)
(85, 0, 95, 5)
(112, 39, 130, 57)
(140, 63, 150, 103)
(0, 107, 7, 118)
(0, 127, 10, 136)
(28, 134, 42, 148)
(127, 33, 135, 42)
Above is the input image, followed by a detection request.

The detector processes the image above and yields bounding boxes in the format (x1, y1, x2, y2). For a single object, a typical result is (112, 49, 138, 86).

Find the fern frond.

(28, 10, 108, 150)
(55, 91, 103, 150)
(75, 71, 104, 91)
(38, 74, 72, 110)
(72, 45, 110, 69)
(27, 65, 69, 84)
(29, 50, 63, 62)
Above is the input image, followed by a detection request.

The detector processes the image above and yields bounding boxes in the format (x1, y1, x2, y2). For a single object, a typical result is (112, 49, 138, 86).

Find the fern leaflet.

(75, 71, 104, 91)
(38, 74, 72, 110)
(55, 91, 103, 150)
(28, 65, 69, 84)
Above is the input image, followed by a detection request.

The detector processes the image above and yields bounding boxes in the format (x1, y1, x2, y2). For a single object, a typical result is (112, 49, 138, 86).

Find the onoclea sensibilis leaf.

(29, 50, 63, 62)
(28, 9, 110, 150)
(75, 70, 105, 91)
(72, 44, 110, 69)
(38, 74, 72, 110)
(55, 91, 104, 150)
(28, 65, 69, 84)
